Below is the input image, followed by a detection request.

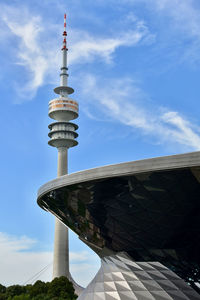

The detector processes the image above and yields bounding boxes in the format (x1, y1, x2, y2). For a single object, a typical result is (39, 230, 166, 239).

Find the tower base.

(77, 253, 199, 300)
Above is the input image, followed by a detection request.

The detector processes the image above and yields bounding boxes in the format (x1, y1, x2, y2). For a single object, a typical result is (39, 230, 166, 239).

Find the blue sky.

(1, 0, 200, 287)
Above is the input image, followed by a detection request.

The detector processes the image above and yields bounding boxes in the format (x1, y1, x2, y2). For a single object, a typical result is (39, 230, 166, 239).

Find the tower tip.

(62, 13, 67, 50)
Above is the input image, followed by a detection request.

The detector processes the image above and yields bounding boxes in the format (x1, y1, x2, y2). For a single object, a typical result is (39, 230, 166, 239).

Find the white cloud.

(161, 111, 200, 149)
(147, 0, 200, 38)
(0, 5, 152, 101)
(116, 0, 200, 64)
(0, 232, 52, 286)
(0, 232, 99, 287)
(120, 0, 200, 34)
(1, 6, 59, 100)
(80, 73, 200, 150)
(149, 0, 200, 64)
(69, 20, 153, 64)
(142, 0, 200, 59)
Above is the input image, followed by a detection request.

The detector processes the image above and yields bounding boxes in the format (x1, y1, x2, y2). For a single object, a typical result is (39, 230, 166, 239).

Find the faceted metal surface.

(78, 253, 199, 300)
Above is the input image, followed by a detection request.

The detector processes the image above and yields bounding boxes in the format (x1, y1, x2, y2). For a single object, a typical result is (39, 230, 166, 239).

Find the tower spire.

(54, 14, 74, 97)
(60, 14, 68, 89)
(62, 13, 67, 50)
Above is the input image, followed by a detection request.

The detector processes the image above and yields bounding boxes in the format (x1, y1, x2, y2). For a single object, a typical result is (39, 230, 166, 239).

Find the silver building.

(38, 152, 200, 299)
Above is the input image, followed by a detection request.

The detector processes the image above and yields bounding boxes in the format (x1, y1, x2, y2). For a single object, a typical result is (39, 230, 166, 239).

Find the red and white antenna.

(59, 13, 69, 89)
(53, 13, 74, 96)
(62, 14, 67, 50)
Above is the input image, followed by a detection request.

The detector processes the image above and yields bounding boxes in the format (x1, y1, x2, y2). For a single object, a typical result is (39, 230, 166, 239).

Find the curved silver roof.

(38, 151, 200, 199)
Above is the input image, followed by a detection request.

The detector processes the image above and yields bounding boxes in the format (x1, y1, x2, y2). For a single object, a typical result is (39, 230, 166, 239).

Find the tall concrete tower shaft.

(48, 14, 78, 279)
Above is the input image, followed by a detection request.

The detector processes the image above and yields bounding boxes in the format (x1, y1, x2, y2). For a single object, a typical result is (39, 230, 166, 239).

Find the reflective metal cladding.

(37, 152, 200, 294)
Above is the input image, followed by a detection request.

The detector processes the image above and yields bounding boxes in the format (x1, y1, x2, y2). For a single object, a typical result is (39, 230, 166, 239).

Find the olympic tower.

(48, 14, 78, 279)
